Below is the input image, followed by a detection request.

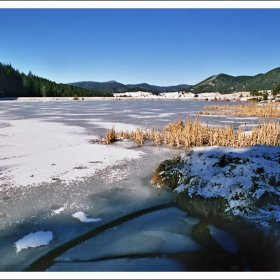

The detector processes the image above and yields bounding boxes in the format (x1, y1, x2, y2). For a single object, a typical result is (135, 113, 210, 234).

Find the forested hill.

(189, 67, 280, 94)
(0, 62, 112, 98)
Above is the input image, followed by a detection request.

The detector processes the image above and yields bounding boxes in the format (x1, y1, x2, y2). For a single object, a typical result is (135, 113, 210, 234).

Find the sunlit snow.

(52, 207, 65, 215)
(72, 211, 101, 223)
(14, 231, 53, 253)
(0, 118, 144, 189)
(173, 145, 280, 226)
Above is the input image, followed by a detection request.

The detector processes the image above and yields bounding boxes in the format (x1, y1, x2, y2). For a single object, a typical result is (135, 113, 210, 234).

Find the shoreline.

(0, 90, 273, 102)
(0, 96, 246, 102)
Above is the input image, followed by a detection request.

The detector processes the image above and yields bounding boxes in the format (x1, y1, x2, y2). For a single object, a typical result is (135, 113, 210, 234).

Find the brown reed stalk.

(199, 103, 280, 118)
(102, 116, 280, 148)
(104, 126, 117, 144)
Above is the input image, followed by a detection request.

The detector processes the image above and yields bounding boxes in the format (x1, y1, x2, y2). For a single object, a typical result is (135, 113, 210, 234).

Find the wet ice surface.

(49, 207, 196, 272)
(0, 145, 178, 271)
(208, 224, 239, 254)
(0, 100, 259, 272)
(48, 258, 186, 272)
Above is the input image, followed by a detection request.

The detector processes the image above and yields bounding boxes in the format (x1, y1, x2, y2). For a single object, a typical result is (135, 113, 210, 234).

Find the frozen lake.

(0, 99, 278, 274)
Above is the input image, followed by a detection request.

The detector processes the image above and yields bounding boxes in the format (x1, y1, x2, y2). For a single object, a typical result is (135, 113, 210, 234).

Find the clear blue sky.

(0, 2, 280, 86)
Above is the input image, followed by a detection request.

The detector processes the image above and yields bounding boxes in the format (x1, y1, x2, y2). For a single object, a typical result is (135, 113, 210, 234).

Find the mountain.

(189, 67, 280, 94)
(67, 81, 129, 93)
(126, 83, 192, 93)
(67, 81, 192, 94)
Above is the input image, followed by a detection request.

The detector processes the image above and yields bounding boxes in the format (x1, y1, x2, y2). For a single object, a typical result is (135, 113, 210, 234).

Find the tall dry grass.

(102, 126, 118, 144)
(102, 116, 280, 148)
(198, 103, 280, 118)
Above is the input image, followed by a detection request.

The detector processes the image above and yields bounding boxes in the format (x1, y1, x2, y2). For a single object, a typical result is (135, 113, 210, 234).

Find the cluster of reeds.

(198, 103, 280, 118)
(100, 126, 118, 144)
(118, 127, 149, 147)
(102, 116, 280, 148)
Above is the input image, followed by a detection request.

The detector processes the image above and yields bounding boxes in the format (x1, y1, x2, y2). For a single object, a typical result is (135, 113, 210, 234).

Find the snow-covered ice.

(0, 118, 144, 189)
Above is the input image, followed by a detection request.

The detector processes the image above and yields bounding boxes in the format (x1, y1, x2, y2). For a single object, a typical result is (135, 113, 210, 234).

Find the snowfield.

(0, 118, 144, 190)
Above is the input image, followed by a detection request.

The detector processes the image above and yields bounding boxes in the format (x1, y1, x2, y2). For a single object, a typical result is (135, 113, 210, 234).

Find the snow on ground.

(0, 118, 144, 189)
(112, 90, 256, 101)
(173, 145, 280, 228)
(14, 231, 53, 253)
(14, 90, 273, 102)
(72, 211, 101, 223)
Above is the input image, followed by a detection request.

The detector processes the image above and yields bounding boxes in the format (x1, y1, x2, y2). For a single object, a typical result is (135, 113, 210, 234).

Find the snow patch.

(72, 211, 101, 223)
(52, 207, 65, 215)
(14, 231, 53, 253)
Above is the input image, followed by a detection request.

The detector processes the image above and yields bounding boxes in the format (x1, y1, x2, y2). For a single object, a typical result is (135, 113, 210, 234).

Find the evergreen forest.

(0, 62, 112, 98)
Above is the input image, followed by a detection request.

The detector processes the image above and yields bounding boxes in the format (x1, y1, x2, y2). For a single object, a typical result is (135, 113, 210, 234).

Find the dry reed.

(104, 126, 118, 144)
(198, 103, 280, 118)
(102, 116, 280, 148)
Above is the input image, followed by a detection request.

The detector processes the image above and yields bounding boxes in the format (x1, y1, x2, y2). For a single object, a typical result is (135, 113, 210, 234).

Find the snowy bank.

(152, 145, 280, 229)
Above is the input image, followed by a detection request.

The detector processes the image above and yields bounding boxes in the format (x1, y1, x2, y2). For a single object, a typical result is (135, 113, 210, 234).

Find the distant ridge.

(189, 67, 280, 94)
(68, 67, 280, 94)
(67, 81, 128, 93)
(67, 81, 192, 94)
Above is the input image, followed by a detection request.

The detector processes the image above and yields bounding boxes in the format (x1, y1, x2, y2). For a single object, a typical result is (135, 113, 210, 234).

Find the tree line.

(0, 62, 113, 98)
(250, 86, 280, 100)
